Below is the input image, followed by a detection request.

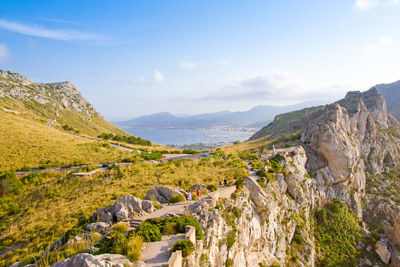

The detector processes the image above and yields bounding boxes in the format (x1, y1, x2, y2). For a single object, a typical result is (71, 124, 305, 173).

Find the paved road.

(142, 234, 186, 267)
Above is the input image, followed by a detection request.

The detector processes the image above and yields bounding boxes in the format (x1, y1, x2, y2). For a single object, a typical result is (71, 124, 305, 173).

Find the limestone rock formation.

(94, 195, 153, 223)
(51, 253, 133, 267)
(375, 239, 392, 264)
(144, 186, 187, 203)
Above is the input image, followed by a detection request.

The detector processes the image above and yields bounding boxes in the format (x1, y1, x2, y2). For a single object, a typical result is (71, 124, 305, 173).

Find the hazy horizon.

(1, 0, 400, 119)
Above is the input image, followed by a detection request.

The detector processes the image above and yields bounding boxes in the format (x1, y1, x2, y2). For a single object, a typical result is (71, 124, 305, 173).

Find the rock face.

(301, 88, 400, 217)
(187, 146, 316, 267)
(51, 253, 133, 267)
(375, 239, 392, 264)
(144, 186, 187, 203)
(94, 195, 153, 223)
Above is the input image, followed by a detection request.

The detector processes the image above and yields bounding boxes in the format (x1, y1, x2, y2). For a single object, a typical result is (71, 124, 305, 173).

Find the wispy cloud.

(0, 19, 104, 41)
(38, 17, 88, 26)
(215, 60, 231, 65)
(154, 70, 165, 83)
(363, 36, 396, 54)
(132, 70, 165, 85)
(195, 72, 346, 104)
(0, 43, 9, 63)
(354, 0, 400, 10)
(178, 61, 202, 70)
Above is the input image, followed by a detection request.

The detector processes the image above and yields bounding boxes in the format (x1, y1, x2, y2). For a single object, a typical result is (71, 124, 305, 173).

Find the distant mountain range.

(115, 101, 327, 131)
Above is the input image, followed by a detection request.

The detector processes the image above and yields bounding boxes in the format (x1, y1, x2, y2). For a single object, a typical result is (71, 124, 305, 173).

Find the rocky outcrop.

(94, 195, 153, 223)
(51, 253, 134, 267)
(187, 147, 316, 267)
(144, 186, 187, 203)
(300, 88, 400, 217)
(376, 239, 392, 264)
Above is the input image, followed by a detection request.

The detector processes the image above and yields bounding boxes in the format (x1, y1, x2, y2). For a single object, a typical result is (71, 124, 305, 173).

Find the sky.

(0, 0, 400, 120)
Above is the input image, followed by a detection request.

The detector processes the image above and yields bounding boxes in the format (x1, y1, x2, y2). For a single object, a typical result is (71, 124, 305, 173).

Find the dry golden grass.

(219, 135, 273, 155)
(0, 109, 140, 172)
(0, 158, 247, 265)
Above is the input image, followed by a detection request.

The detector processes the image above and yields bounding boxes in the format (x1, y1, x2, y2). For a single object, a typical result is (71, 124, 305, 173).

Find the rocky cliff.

(0, 70, 124, 137)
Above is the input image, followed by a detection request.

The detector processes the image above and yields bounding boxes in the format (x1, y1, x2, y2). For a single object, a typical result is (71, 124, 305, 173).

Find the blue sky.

(1, 0, 400, 120)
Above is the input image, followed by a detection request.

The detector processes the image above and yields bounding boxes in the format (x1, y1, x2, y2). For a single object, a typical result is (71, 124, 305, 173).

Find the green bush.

(225, 258, 234, 267)
(183, 149, 200, 154)
(169, 194, 186, 203)
(0, 172, 23, 196)
(112, 222, 129, 233)
(314, 199, 362, 267)
(232, 207, 242, 219)
(135, 222, 162, 242)
(145, 216, 204, 240)
(97, 230, 127, 254)
(171, 239, 194, 257)
(227, 229, 236, 249)
(207, 184, 218, 192)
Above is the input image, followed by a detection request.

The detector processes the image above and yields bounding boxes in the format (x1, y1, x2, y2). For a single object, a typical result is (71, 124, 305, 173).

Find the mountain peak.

(0, 69, 33, 85)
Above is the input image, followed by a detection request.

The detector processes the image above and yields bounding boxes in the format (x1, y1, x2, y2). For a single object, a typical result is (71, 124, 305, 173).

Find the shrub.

(126, 235, 142, 261)
(135, 222, 162, 242)
(314, 199, 362, 267)
(225, 258, 234, 267)
(183, 149, 200, 154)
(169, 194, 186, 203)
(226, 229, 236, 249)
(171, 239, 194, 257)
(0, 172, 23, 196)
(97, 230, 128, 254)
(112, 222, 129, 234)
(144, 216, 204, 240)
(207, 184, 218, 192)
(232, 207, 242, 219)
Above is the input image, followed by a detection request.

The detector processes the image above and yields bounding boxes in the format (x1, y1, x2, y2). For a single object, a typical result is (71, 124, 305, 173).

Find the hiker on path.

(224, 179, 227, 187)
(187, 191, 192, 201)
(219, 180, 222, 186)
(196, 190, 200, 200)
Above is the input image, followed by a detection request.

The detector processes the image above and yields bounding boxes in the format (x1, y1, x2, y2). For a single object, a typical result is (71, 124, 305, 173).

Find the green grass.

(314, 199, 362, 267)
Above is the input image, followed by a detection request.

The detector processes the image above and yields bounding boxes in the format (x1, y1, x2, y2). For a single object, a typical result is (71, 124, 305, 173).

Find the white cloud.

(0, 43, 9, 62)
(153, 70, 165, 83)
(0, 19, 103, 41)
(198, 72, 346, 104)
(354, 0, 400, 10)
(179, 61, 201, 70)
(215, 60, 231, 65)
(364, 36, 396, 54)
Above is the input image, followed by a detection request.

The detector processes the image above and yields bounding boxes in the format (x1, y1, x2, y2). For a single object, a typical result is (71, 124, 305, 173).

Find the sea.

(124, 128, 255, 146)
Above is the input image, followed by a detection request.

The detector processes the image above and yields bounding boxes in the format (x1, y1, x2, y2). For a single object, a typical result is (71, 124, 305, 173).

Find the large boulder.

(144, 186, 187, 203)
(376, 239, 392, 264)
(94, 195, 153, 223)
(85, 222, 110, 234)
(51, 253, 133, 267)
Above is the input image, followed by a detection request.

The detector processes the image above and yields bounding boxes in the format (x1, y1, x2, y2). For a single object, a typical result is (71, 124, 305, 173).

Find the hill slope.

(0, 70, 125, 137)
(116, 101, 324, 130)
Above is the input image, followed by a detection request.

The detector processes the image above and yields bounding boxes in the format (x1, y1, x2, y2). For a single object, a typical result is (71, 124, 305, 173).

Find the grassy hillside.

(0, 72, 125, 138)
(250, 106, 322, 140)
(0, 158, 247, 265)
(0, 108, 137, 173)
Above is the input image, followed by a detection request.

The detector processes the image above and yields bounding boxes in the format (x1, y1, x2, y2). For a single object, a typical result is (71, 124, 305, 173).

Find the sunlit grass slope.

(0, 158, 247, 265)
(0, 108, 135, 172)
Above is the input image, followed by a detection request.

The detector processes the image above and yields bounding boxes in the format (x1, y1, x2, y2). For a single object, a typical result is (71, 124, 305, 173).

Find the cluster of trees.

(98, 133, 151, 146)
